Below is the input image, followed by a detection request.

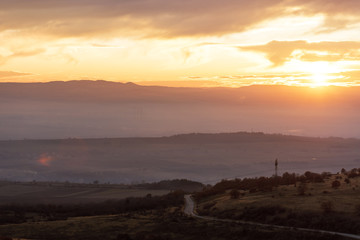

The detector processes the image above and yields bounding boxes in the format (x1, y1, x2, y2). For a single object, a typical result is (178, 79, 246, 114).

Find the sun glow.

(305, 62, 340, 87)
(310, 72, 331, 87)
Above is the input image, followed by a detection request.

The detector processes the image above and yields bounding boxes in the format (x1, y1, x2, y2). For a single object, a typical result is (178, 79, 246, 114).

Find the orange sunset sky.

(1, 0, 360, 87)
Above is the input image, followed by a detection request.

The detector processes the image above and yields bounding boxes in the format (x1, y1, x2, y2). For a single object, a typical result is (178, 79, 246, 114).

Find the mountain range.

(1, 81, 360, 139)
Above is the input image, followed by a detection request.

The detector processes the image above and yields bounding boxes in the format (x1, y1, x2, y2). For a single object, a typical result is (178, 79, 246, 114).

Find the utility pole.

(275, 158, 278, 177)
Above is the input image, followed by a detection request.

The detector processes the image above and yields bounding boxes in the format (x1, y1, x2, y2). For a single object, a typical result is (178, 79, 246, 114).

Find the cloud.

(340, 70, 360, 81)
(180, 73, 316, 87)
(240, 40, 360, 66)
(0, 49, 46, 65)
(11, 49, 46, 58)
(0, 48, 45, 65)
(180, 71, 360, 87)
(289, 0, 360, 32)
(0, 71, 32, 78)
(0, 1, 359, 39)
(0, 0, 290, 38)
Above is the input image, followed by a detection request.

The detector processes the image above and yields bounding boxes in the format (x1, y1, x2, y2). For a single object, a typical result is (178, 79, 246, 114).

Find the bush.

(332, 180, 341, 189)
(229, 189, 240, 199)
(249, 188, 257, 193)
(297, 183, 307, 196)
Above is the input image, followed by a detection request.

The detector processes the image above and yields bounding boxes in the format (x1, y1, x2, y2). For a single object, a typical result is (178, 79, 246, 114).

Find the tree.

(332, 180, 340, 189)
(229, 189, 240, 199)
(297, 182, 307, 196)
(282, 172, 296, 185)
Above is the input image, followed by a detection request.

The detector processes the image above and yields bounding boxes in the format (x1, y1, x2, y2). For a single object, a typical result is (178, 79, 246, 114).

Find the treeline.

(166, 132, 326, 145)
(194, 171, 332, 200)
(2, 179, 204, 192)
(341, 167, 360, 178)
(135, 179, 204, 192)
(0, 190, 184, 225)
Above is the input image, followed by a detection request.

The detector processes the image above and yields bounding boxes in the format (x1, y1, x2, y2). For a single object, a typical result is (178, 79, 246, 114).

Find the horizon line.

(1, 79, 358, 89)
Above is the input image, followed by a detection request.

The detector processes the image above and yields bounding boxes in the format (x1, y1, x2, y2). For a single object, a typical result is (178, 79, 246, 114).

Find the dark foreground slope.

(0, 178, 347, 240)
(0, 179, 203, 205)
(0, 210, 343, 240)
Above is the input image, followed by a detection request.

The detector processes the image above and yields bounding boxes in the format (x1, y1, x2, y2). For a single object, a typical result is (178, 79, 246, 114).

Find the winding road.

(184, 195, 360, 240)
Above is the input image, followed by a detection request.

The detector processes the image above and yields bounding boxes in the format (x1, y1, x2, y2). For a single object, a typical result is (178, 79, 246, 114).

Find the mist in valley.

(1, 81, 360, 184)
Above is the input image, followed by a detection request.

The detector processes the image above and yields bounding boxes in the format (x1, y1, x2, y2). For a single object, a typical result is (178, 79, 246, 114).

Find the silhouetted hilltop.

(165, 132, 329, 143)
(2, 131, 356, 145)
(1, 80, 360, 106)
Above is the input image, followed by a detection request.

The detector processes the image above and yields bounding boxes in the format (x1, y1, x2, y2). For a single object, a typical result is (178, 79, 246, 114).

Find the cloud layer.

(1, 0, 360, 86)
(241, 40, 360, 66)
(1, 0, 359, 39)
(0, 71, 32, 78)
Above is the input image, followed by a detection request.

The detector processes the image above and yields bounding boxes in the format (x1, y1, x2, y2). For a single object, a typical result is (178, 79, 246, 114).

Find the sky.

(1, 0, 360, 87)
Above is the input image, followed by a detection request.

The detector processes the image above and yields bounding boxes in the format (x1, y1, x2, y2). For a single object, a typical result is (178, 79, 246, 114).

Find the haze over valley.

(1, 81, 360, 184)
(1, 81, 360, 140)
(1, 132, 359, 184)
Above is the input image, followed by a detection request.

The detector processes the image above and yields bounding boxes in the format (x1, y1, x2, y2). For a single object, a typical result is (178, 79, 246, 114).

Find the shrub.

(332, 180, 341, 188)
(229, 189, 240, 199)
(249, 188, 257, 193)
(297, 182, 307, 196)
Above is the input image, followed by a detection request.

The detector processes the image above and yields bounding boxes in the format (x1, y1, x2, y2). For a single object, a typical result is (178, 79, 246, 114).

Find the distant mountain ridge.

(1, 80, 360, 139)
(1, 80, 360, 106)
(3, 131, 357, 143)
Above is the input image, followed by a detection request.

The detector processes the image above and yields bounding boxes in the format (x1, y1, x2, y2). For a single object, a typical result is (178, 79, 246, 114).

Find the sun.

(310, 72, 330, 87)
(285, 60, 344, 87)
(307, 62, 335, 87)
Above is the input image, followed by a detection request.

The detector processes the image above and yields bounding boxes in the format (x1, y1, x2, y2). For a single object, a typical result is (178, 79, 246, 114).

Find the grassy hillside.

(0, 170, 356, 239)
(195, 170, 360, 234)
